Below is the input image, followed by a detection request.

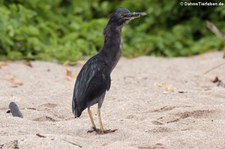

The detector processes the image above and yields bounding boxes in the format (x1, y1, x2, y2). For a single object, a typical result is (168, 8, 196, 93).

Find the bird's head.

(108, 8, 146, 29)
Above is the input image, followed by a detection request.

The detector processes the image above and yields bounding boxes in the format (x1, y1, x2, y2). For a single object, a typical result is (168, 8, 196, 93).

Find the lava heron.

(72, 8, 146, 134)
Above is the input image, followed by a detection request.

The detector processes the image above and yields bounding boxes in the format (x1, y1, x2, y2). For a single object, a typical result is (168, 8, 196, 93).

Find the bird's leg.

(97, 108, 104, 134)
(87, 107, 97, 132)
(96, 108, 117, 134)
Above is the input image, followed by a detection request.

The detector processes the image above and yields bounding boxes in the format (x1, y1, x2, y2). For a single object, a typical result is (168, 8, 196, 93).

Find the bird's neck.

(100, 25, 122, 71)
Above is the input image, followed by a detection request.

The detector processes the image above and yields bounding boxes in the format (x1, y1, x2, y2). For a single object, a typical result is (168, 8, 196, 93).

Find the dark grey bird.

(72, 8, 146, 134)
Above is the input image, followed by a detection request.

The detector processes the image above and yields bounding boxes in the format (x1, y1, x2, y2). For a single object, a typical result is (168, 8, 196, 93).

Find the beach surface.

(0, 52, 225, 149)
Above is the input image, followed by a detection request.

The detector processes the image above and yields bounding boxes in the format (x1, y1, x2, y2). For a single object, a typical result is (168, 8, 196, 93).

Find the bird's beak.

(124, 12, 147, 20)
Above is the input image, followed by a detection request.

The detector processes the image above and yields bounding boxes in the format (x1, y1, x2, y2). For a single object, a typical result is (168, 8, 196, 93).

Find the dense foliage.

(0, 0, 224, 62)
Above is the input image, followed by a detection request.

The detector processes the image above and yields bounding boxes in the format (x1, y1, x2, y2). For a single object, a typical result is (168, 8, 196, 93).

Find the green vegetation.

(0, 0, 224, 63)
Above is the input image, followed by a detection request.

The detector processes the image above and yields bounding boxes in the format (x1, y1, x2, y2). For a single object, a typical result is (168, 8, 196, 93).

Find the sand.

(0, 52, 225, 149)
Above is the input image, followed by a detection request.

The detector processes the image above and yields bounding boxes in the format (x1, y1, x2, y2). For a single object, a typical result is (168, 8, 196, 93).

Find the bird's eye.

(120, 13, 125, 17)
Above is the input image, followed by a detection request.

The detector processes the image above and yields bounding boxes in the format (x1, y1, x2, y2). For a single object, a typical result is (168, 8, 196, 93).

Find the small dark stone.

(8, 102, 23, 118)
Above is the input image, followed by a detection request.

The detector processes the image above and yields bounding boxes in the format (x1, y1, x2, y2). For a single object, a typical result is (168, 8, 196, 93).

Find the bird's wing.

(73, 57, 111, 107)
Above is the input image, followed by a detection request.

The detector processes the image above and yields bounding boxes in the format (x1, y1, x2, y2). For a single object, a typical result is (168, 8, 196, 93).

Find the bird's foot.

(88, 128, 117, 134)
(99, 129, 117, 134)
(87, 127, 98, 133)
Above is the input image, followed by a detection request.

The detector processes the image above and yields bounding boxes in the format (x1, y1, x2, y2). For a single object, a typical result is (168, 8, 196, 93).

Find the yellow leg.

(88, 108, 96, 129)
(97, 108, 104, 133)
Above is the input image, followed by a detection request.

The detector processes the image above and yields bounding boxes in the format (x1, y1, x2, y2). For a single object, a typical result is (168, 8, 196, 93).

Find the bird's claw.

(100, 129, 117, 134)
(87, 127, 98, 133)
(87, 128, 117, 134)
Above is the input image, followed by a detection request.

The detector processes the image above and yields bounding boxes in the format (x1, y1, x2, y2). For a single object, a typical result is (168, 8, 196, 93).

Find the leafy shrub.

(0, 0, 224, 63)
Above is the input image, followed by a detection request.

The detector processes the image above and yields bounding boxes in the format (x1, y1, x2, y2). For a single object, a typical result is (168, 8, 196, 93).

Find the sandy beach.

(0, 52, 225, 149)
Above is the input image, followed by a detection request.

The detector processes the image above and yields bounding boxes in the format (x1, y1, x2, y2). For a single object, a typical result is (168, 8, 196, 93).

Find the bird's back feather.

(72, 54, 111, 117)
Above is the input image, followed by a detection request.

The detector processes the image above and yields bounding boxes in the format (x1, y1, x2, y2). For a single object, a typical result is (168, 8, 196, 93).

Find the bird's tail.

(72, 98, 76, 116)
(72, 97, 82, 118)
